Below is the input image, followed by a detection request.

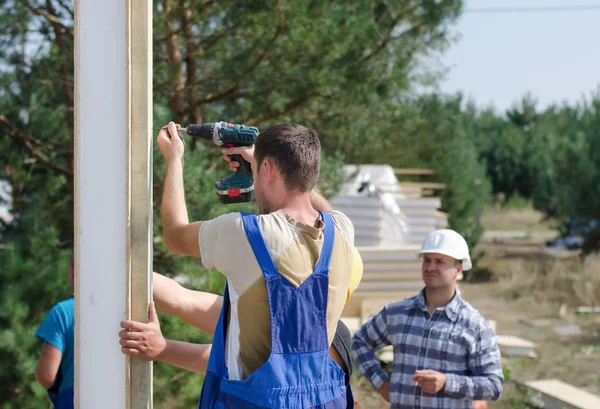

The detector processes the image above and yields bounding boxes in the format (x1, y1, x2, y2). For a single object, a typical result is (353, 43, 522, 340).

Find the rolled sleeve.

(443, 373, 461, 395)
(370, 369, 390, 391)
(351, 306, 392, 390)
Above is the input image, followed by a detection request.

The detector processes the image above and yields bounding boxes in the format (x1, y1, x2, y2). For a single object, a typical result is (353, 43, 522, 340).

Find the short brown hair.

(254, 123, 321, 192)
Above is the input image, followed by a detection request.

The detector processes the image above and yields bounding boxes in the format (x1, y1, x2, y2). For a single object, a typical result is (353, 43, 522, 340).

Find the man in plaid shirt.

(351, 229, 503, 409)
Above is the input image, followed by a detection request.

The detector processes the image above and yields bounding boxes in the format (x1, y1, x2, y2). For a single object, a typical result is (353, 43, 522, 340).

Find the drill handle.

(231, 154, 252, 175)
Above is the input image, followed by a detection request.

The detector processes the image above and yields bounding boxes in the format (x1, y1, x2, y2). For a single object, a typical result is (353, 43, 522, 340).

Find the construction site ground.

(350, 207, 600, 409)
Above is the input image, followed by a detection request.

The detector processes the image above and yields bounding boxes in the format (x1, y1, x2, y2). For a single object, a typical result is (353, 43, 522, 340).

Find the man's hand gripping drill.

(156, 121, 259, 204)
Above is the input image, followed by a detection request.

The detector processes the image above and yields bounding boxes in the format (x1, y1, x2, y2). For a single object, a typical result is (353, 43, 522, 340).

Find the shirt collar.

(413, 287, 463, 322)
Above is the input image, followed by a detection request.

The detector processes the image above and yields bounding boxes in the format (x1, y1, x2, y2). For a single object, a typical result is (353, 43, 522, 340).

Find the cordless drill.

(180, 121, 259, 204)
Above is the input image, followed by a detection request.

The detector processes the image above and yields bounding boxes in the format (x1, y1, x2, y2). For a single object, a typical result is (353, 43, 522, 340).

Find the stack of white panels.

(330, 196, 411, 247)
(393, 196, 448, 243)
(342, 245, 423, 317)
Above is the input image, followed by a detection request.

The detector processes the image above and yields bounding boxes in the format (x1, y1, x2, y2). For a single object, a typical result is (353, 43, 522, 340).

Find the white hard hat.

(418, 229, 472, 271)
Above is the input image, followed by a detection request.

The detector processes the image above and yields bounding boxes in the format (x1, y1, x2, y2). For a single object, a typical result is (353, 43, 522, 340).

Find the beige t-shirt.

(198, 209, 362, 381)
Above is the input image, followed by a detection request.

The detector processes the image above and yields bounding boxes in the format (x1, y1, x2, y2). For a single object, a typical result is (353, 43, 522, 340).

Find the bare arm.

(157, 340, 212, 375)
(158, 122, 202, 257)
(153, 272, 222, 335)
(310, 190, 333, 212)
(161, 160, 202, 257)
(35, 343, 62, 389)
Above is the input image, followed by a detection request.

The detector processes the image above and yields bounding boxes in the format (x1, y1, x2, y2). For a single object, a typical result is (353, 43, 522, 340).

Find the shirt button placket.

(415, 311, 434, 409)
(418, 313, 433, 369)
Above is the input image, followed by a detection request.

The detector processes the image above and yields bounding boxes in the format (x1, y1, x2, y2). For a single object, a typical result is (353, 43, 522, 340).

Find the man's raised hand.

(221, 145, 256, 172)
(157, 121, 186, 166)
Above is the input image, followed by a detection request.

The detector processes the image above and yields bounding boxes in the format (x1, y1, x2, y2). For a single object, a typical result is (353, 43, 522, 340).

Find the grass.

(501, 193, 534, 211)
(491, 385, 532, 409)
(492, 254, 600, 309)
(483, 248, 600, 405)
(481, 194, 559, 233)
(481, 208, 558, 233)
(463, 207, 600, 407)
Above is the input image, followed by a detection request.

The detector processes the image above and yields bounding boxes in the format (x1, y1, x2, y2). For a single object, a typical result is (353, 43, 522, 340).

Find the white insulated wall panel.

(74, 1, 128, 408)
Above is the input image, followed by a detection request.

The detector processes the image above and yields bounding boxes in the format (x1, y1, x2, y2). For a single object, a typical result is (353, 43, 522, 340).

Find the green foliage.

(317, 151, 347, 199)
(152, 0, 463, 129)
(433, 131, 491, 250)
(0, 242, 73, 408)
(152, 314, 212, 408)
(480, 91, 600, 251)
(411, 94, 492, 249)
(501, 193, 532, 211)
(391, 91, 600, 253)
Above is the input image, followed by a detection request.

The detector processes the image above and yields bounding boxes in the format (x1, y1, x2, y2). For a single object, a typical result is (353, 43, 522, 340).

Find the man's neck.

(278, 191, 320, 227)
(424, 285, 456, 315)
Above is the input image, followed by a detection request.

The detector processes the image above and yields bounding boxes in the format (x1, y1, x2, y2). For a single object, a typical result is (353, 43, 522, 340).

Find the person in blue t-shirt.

(34, 256, 74, 409)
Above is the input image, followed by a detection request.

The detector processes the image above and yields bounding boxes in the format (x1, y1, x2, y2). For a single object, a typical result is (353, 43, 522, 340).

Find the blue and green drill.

(180, 121, 259, 204)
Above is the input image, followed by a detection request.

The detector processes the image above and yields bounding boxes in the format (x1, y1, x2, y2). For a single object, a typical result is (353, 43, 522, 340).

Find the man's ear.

(262, 158, 276, 184)
(454, 262, 463, 279)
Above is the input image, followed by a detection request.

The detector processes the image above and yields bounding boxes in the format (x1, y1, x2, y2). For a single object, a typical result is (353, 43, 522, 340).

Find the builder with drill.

(144, 121, 361, 408)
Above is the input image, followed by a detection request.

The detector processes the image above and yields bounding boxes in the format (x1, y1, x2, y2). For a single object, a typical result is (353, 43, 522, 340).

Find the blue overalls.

(198, 211, 353, 409)
(48, 388, 73, 409)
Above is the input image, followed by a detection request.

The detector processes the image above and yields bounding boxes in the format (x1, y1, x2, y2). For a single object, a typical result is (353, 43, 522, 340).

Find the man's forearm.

(351, 310, 392, 391)
(157, 340, 212, 375)
(161, 161, 189, 250)
(153, 272, 185, 316)
(153, 272, 223, 335)
(443, 373, 503, 401)
(351, 338, 390, 390)
(310, 191, 333, 212)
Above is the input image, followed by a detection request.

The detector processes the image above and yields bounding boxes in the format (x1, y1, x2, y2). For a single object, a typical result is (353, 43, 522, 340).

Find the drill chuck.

(185, 123, 216, 141)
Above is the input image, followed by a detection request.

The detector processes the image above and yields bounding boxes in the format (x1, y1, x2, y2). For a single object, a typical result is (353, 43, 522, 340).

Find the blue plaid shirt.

(351, 289, 503, 409)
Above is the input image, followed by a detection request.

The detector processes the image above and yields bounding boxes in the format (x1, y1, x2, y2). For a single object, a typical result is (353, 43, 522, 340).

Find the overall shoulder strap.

(240, 212, 279, 279)
(313, 211, 335, 276)
(198, 284, 229, 409)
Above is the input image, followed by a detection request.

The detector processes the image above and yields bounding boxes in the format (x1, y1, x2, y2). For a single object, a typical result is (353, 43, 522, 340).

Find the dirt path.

(459, 282, 527, 335)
